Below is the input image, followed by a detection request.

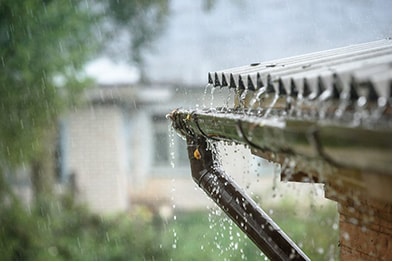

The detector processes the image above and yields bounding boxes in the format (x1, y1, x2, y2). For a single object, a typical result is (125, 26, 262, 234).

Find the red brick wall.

(338, 197, 391, 260)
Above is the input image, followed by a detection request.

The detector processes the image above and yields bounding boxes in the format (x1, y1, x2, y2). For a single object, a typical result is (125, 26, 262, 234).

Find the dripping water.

(239, 89, 250, 109)
(318, 99, 333, 120)
(352, 96, 369, 127)
(168, 123, 176, 168)
(168, 124, 179, 251)
(263, 94, 279, 118)
(170, 179, 178, 250)
(210, 85, 216, 109)
(334, 95, 351, 121)
(202, 83, 210, 108)
(247, 87, 266, 115)
(293, 93, 305, 119)
(224, 88, 236, 110)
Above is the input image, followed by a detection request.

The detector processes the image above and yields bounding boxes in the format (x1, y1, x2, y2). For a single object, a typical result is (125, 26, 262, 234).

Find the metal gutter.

(169, 108, 391, 175)
(183, 133, 310, 260)
(168, 39, 392, 259)
(201, 39, 392, 176)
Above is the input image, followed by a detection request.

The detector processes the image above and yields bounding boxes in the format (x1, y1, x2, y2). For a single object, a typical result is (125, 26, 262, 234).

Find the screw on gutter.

(193, 148, 201, 160)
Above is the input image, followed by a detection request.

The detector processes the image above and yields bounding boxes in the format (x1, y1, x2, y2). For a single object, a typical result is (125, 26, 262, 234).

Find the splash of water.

(247, 87, 266, 114)
(239, 89, 250, 109)
(210, 86, 217, 109)
(224, 88, 236, 110)
(263, 94, 280, 118)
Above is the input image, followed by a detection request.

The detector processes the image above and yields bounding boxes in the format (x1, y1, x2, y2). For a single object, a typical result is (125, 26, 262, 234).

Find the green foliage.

(0, 0, 169, 167)
(0, 177, 338, 261)
(162, 210, 267, 260)
(163, 204, 339, 261)
(272, 200, 340, 260)
(0, 192, 171, 260)
(0, 0, 98, 166)
(101, 0, 170, 65)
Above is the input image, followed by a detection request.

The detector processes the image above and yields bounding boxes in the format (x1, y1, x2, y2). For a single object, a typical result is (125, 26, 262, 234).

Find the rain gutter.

(168, 111, 310, 261)
(167, 39, 391, 260)
(168, 108, 391, 176)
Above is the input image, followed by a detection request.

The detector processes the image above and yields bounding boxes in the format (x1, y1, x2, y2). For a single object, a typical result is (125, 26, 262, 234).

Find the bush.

(0, 184, 338, 260)
(161, 209, 267, 260)
(0, 194, 171, 260)
(161, 203, 339, 260)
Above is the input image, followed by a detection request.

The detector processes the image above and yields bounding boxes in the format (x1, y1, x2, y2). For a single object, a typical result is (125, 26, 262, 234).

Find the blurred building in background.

(57, 83, 203, 213)
(57, 83, 277, 214)
(8, 0, 391, 214)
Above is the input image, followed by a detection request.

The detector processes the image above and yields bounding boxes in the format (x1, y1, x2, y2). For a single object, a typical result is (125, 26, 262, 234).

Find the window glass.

(154, 129, 169, 165)
(152, 115, 188, 168)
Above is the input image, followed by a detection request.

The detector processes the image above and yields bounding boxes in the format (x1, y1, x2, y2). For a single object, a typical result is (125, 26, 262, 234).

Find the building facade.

(58, 83, 231, 213)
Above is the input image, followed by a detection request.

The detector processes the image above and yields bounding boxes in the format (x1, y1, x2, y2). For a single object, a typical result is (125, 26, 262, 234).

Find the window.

(154, 125, 170, 165)
(152, 115, 188, 170)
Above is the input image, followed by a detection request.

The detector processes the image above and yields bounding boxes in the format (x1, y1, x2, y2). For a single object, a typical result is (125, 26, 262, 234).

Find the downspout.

(167, 40, 391, 260)
(169, 111, 310, 261)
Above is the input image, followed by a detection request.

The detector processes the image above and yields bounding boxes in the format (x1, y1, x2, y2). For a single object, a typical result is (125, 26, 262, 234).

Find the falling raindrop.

(247, 87, 266, 114)
(239, 89, 250, 109)
(263, 94, 279, 118)
(172, 228, 178, 249)
(202, 83, 212, 108)
(168, 123, 176, 168)
(224, 88, 236, 109)
(210, 86, 217, 109)
(342, 231, 350, 241)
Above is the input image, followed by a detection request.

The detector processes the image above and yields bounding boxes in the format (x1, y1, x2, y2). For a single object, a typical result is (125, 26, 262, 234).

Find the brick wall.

(339, 196, 391, 260)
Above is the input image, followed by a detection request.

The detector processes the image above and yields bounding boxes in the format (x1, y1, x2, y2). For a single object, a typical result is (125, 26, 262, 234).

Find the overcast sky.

(86, 0, 392, 85)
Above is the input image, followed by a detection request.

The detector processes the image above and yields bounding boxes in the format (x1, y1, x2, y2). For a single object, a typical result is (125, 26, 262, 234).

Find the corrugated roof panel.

(208, 39, 391, 85)
(208, 40, 392, 104)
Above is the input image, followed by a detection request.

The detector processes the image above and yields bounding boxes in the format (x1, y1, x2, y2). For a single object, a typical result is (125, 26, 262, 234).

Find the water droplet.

(348, 217, 358, 225)
(357, 96, 367, 107)
(377, 97, 387, 107)
(342, 231, 350, 241)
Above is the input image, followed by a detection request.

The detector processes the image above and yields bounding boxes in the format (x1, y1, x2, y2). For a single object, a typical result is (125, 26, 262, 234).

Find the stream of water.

(168, 70, 390, 259)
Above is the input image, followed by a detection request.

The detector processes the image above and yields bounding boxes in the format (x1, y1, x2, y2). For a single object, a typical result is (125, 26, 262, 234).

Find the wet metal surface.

(168, 40, 392, 259)
(208, 39, 391, 97)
